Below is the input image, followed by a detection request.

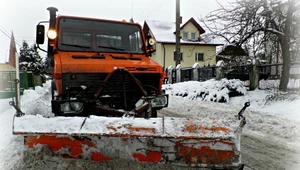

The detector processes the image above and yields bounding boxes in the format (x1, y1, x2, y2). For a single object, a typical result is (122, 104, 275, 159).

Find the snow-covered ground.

(0, 79, 299, 170)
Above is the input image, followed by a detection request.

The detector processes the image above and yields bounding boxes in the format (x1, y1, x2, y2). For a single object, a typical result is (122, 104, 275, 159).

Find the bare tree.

(202, 0, 300, 91)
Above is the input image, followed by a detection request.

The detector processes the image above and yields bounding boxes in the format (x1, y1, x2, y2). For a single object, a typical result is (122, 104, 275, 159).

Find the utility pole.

(175, 0, 181, 66)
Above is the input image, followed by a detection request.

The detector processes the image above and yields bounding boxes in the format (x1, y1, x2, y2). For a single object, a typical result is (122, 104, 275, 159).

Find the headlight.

(148, 38, 156, 45)
(61, 101, 83, 113)
(47, 29, 57, 40)
(151, 95, 168, 108)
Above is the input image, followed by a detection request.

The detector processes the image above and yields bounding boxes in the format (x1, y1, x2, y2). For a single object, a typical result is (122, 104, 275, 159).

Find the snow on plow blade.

(13, 115, 245, 169)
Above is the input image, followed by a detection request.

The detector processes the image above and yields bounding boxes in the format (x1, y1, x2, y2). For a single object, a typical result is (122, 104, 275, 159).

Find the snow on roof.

(145, 20, 176, 43)
(216, 43, 247, 56)
(145, 19, 222, 45)
(216, 43, 235, 55)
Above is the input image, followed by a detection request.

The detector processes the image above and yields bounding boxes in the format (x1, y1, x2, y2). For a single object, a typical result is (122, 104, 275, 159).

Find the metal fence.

(180, 67, 193, 82)
(0, 71, 41, 99)
(198, 66, 216, 81)
(166, 62, 300, 84)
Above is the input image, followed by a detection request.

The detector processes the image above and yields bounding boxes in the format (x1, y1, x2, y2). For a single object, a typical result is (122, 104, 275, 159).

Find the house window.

(191, 32, 196, 40)
(183, 32, 188, 40)
(195, 53, 204, 61)
(174, 52, 183, 61)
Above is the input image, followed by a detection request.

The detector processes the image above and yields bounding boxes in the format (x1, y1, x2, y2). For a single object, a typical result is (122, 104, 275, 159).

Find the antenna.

(131, 0, 134, 22)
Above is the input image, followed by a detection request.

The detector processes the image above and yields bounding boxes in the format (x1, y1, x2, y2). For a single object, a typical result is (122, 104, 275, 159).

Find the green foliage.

(19, 41, 45, 74)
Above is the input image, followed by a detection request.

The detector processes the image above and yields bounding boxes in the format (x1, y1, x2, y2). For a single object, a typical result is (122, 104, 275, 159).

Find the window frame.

(195, 53, 204, 62)
(191, 32, 196, 40)
(183, 31, 188, 40)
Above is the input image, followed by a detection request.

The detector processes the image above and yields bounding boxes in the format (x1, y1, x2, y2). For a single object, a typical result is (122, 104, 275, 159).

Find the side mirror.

(36, 25, 45, 44)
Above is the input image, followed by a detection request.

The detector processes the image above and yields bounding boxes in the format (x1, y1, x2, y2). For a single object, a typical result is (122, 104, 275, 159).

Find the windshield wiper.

(98, 45, 135, 58)
(62, 43, 91, 50)
(98, 45, 125, 51)
(61, 43, 101, 55)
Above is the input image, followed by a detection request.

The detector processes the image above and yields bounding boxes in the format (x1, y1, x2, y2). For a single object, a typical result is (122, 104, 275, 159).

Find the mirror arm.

(36, 44, 47, 53)
(38, 21, 49, 25)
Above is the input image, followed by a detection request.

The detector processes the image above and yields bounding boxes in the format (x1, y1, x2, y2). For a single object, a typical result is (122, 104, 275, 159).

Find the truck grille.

(62, 73, 160, 99)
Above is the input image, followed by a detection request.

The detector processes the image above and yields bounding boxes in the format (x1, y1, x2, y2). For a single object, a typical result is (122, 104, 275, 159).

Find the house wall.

(0, 64, 16, 71)
(0, 64, 16, 91)
(151, 43, 216, 68)
(180, 22, 199, 40)
(151, 43, 164, 68)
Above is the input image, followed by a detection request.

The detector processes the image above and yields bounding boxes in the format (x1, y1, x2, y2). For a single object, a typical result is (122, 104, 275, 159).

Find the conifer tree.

(19, 41, 45, 74)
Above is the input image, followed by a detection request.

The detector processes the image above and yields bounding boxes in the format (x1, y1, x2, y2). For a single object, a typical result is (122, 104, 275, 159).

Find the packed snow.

(0, 79, 300, 170)
(163, 79, 247, 102)
(14, 115, 240, 139)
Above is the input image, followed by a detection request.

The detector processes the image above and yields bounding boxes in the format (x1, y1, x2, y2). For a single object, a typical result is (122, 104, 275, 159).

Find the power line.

(137, 0, 171, 22)
(135, 0, 171, 22)
(134, 0, 161, 20)
(0, 28, 22, 47)
(0, 25, 11, 35)
(188, 0, 218, 9)
(0, 26, 23, 47)
(183, 0, 220, 14)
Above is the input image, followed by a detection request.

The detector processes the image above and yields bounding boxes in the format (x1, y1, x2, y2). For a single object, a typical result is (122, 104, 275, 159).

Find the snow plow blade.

(13, 115, 245, 169)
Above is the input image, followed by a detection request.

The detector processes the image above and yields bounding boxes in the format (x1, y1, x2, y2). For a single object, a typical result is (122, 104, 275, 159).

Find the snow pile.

(164, 95, 300, 141)
(163, 78, 247, 102)
(21, 81, 53, 117)
(0, 98, 11, 113)
(14, 115, 241, 139)
(264, 89, 300, 104)
(259, 79, 300, 89)
(14, 115, 163, 136)
(228, 88, 300, 121)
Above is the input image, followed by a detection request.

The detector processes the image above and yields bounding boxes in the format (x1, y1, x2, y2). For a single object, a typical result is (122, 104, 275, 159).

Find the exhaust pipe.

(47, 7, 58, 30)
(46, 7, 58, 67)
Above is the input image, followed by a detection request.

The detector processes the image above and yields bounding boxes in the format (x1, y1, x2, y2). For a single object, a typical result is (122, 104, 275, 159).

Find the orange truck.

(12, 7, 247, 170)
(36, 7, 168, 118)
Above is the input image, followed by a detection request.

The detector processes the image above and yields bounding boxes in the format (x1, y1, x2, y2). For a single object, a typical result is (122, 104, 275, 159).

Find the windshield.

(57, 17, 144, 54)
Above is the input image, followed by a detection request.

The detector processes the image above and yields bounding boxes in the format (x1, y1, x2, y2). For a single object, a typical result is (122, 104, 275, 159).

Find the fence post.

(176, 64, 181, 83)
(249, 59, 260, 90)
(167, 66, 173, 84)
(192, 63, 200, 81)
(216, 60, 225, 80)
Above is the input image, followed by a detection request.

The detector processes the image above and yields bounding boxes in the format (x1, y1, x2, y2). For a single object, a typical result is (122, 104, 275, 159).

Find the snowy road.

(1, 80, 300, 170)
(241, 134, 300, 170)
(160, 106, 300, 170)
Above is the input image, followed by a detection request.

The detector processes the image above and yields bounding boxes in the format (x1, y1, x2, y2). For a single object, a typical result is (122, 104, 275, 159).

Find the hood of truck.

(55, 52, 162, 73)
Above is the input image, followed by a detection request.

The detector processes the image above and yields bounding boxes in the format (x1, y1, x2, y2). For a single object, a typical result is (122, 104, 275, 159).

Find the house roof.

(180, 17, 205, 34)
(217, 44, 248, 56)
(143, 18, 222, 45)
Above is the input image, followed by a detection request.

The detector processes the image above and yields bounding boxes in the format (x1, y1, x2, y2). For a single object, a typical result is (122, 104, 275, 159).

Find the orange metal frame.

(50, 15, 164, 96)
(25, 135, 236, 165)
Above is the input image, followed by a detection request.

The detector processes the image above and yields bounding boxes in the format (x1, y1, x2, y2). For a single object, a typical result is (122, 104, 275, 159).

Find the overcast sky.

(0, 0, 226, 63)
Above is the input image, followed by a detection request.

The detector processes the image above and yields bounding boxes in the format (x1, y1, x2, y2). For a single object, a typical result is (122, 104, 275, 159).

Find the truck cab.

(36, 7, 167, 117)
